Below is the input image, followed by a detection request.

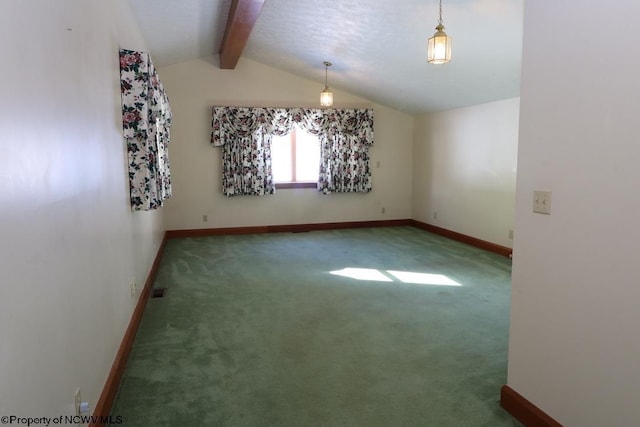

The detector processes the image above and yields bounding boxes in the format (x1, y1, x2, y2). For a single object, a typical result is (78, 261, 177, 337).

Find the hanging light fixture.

(428, 0, 452, 64)
(320, 61, 334, 107)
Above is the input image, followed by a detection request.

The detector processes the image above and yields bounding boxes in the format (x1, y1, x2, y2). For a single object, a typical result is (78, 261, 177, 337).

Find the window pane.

(295, 128, 320, 182)
(272, 134, 292, 182)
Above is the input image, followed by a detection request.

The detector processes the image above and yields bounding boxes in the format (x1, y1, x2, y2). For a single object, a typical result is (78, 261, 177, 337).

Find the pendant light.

(428, 0, 452, 64)
(320, 61, 334, 107)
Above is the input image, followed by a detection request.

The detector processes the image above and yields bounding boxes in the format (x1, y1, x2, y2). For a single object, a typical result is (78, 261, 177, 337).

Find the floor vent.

(151, 288, 167, 299)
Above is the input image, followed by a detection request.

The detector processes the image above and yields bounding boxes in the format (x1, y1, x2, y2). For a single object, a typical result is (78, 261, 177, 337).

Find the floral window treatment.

(211, 107, 373, 196)
(119, 49, 173, 210)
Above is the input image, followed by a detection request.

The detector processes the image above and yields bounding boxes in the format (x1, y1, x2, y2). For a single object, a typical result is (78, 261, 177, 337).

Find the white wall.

(413, 99, 519, 248)
(0, 0, 163, 419)
(158, 56, 414, 230)
(507, 1, 640, 426)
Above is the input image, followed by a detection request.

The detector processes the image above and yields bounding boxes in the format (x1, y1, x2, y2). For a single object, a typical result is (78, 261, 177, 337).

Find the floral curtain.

(210, 107, 278, 196)
(119, 49, 173, 210)
(319, 108, 374, 194)
(211, 107, 373, 196)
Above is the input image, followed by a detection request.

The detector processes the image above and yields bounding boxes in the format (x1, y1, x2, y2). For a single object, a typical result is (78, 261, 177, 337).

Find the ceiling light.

(320, 61, 333, 107)
(428, 0, 452, 64)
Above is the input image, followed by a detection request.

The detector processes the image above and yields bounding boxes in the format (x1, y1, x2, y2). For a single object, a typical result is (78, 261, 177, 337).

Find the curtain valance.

(211, 107, 373, 146)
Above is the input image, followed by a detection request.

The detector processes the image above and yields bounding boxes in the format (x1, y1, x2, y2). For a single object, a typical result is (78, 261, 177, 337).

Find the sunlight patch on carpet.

(329, 268, 462, 286)
(386, 270, 462, 286)
(329, 268, 393, 282)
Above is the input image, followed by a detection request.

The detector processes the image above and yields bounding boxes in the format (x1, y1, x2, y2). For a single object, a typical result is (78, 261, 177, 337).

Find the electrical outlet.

(74, 388, 81, 416)
(381, 207, 386, 214)
(509, 229, 514, 240)
(433, 211, 438, 220)
(130, 281, 137, 297)
(202, 214, 208, 222)
(79, 401, 90, 415)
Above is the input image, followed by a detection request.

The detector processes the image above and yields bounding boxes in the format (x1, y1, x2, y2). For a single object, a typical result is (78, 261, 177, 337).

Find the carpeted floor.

(110, 226, 519, 426)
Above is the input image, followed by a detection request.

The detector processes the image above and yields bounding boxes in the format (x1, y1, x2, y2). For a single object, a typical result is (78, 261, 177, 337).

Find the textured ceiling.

(128, 0, 523, 114)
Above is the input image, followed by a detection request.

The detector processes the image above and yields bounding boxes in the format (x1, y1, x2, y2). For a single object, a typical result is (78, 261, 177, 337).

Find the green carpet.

(110, 226, 518, 426)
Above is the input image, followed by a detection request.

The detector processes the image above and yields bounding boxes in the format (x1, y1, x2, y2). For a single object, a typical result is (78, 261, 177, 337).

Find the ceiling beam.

(218, 0, 266, 69)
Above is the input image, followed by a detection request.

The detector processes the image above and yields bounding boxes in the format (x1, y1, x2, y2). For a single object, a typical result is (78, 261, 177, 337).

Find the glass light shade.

(320, 87, 333, 107)
(428, 25, 452, 64)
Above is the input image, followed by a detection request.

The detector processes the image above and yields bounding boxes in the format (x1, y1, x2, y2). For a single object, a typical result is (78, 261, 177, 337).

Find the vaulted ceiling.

(128, 0, 523, 114)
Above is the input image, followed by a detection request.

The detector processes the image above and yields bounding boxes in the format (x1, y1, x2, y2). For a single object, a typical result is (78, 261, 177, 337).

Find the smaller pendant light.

(428, 0, 452, 64)
(320, 61, 334, 107)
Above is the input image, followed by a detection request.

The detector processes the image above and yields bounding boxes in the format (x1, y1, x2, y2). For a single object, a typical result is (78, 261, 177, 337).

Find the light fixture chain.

(439, 0, 443, 25)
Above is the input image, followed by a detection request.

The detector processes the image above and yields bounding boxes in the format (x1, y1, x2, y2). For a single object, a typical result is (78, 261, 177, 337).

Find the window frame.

(276, 182, 317, 189)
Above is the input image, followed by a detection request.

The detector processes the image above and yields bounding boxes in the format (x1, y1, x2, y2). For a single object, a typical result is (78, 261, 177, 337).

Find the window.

(272, 125, 320, 188)
(211, 106, 373, 196)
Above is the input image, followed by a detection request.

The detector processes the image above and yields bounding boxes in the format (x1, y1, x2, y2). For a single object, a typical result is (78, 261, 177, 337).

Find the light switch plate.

(533, 190, 551, 214)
